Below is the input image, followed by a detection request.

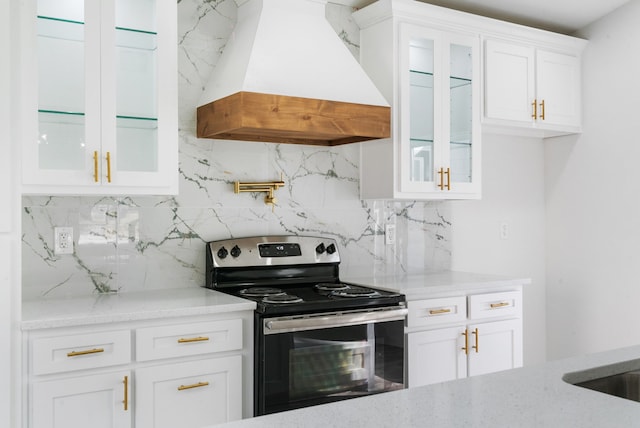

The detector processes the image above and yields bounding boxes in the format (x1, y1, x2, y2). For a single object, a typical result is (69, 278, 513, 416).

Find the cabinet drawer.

(136, 319, 243, 362)
(135, 356, 242, 427)
(468, 291, 522, 320)
(31, 330, 131, 375)
(408, 296, 466, 328)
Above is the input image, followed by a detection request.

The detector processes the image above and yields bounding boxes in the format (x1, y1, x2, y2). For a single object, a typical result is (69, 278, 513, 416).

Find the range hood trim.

(197, 91, 391, 146)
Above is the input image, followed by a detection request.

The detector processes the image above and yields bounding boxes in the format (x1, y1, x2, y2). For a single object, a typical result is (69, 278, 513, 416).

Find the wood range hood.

(196, 0, 391, 146)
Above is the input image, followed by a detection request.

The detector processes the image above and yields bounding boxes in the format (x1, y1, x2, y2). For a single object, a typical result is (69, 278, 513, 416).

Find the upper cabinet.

(484, 38, 585, 136)
(355, 0, 482, 200)
(355, 0, 587, 200)
(20, 0, 178, 195)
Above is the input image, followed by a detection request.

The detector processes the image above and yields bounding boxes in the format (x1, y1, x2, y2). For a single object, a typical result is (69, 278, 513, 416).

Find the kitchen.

(2, 0, 640, 426)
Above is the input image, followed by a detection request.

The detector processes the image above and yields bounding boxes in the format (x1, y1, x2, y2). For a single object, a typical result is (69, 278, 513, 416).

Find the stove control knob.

(217, 247, 228, 259)
(230, 245, 242, 258)
(326, 243, 336, 254)
(315, 243, 326, 254)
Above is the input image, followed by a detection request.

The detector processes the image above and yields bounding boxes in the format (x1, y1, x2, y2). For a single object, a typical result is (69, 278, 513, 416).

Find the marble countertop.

(211, 344, 640, 428)
(22, 287, 256, 330)
(343, 270, 531, 299)
(22, 271, 528, 330)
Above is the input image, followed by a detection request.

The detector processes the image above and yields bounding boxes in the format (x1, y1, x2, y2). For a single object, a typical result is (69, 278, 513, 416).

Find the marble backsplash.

(21, 0, 452, 299)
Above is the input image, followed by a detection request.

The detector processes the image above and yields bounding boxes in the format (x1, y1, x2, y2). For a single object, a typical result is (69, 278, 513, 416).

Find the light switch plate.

(54, 227, 74, 255)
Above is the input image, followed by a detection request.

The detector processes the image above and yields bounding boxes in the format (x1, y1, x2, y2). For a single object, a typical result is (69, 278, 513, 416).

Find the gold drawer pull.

(177, 336, 209, 344)
(67, 348, 105, 357)
(93, 151, 99, 182)
(178, 381, 209, 391)
(461, 329, 469, 355)
(123, 375, 129, 411)
(429, 308, 452, 315)
(490, 302, 510, 309)
(106, 151, 112, 183)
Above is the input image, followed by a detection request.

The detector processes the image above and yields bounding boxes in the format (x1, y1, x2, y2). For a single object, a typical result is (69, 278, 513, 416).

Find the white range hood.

(196, 0, 391, 146)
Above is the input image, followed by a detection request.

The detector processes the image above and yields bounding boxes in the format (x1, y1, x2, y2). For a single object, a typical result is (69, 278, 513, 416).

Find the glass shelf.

(38, 15, 84, 26)
(451, 76, 472, 89)
(37, 110, 158, 123)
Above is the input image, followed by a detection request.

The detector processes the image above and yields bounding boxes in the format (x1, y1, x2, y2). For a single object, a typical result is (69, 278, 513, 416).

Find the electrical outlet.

(500, 222, 509, 240)
(54, 227, 74, 255)
(385, 224, 396, 245)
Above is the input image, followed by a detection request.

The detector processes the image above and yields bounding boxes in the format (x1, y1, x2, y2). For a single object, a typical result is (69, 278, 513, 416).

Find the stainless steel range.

(205, 235, 407, 416)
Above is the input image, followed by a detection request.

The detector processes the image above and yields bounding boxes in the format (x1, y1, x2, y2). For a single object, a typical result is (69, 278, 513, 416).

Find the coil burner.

(331, 286, 381, 298)
(262, 293, 304, 304)
(315, 283, 350, 292)
(239, 287, 285, 298)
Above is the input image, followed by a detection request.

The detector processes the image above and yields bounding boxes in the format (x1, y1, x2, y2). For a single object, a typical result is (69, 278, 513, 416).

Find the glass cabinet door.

(449, 43, 474, 185)
(445, 33, 480, 196)
(400, 24, 443, 194)
(36, 0, 97, 177)
(409, 40, 435, 184)
(113, 0, 158, 175)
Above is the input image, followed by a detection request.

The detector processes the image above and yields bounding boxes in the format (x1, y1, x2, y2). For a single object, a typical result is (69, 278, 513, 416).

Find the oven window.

(259, 320, 404, 415)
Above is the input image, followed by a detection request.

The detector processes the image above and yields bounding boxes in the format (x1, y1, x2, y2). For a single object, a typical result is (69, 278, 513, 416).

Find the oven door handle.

(264, 308, 408, 335)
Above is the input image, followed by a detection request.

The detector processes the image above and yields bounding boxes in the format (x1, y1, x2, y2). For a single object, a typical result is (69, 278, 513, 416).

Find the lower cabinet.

(32, 370, 132, 428)
(26, 313, 252, 428)
(407, 289, 523, 388)
(135, 357, 242, 428)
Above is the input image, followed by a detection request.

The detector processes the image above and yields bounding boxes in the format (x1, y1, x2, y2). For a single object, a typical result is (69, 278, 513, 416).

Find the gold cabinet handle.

(429, 308, 451, 315)
(531, 99, 538, 120)
(461, 329, 469, 355)
(490, 302, 510, 309)
(445, 167, 451, 191)
(437, 167, 445, 190)
(106, 152, 112, 183)
(67, 348, 105, 357)
(178, 381, 209, 391)
(123, 375, 129, 411)
(177, 336, 210, 344)
(93, 151, 99, 182)
(472, 328, 479, 353)
(539, 99, 545, 120)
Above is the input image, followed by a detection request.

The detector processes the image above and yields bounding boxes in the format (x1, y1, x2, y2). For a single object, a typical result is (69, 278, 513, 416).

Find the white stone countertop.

(342, 270, 531, 299)
(211, 344, 640, 428)
(21, 287, 256, 330)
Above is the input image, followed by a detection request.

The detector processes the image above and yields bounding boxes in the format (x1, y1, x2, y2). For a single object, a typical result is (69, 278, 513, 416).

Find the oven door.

(256, 307, 407, 415)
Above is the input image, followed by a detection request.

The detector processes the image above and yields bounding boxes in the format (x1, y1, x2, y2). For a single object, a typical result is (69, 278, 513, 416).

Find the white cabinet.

(406, 289, 523, 388)
(20, 0, 178, 195)
(136, 357, 242, 428)
(28, 329, 133, 428)
(408, 325, 467, 385)
(133, 319, 244, 427)
(484, 38, 585, 136)
(27, 313, 251, 428)
(355, 0, 481, 200)
(32, 370, 132, 428)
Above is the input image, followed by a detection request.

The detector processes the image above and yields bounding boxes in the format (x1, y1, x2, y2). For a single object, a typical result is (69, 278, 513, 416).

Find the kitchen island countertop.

(22, 287, 256, 330)
(210, 344, 640, 428)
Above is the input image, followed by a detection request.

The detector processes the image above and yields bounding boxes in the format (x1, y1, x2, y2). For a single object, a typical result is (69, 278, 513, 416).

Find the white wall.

(545, 0, 640, 360)
(451, 133, 547, 365)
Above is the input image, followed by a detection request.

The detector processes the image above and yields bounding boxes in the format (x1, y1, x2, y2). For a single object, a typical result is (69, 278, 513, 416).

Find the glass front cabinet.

(355, 1, 481, 200)
(20, 0, 177, 195)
